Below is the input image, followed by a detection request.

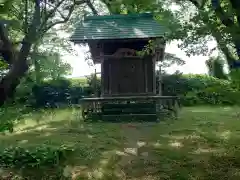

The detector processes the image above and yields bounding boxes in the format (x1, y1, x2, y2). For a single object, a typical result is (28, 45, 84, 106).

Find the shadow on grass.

(0, 118, 126, 179)
(1, 106, 240, 179)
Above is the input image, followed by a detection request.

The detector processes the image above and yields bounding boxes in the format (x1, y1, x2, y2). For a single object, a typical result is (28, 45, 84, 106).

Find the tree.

(162, 52, 185, 67)
(0, 0, 97, 106)
(185, 0, 240, 68)
(30, 26, 76, 84)
(101, 0, 160, 14)
(31, 52, 72, 81)
(206, 56, 228, 79)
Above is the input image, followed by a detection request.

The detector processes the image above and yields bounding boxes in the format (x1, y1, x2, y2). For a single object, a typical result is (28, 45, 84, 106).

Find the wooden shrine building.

(70, 13, 179, 121)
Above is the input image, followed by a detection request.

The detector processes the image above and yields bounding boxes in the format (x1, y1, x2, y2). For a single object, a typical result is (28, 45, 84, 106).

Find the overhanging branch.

(212, 0, 235, 27)
(86, 0, 98, 15)
(44, 1, 67, 20)
(43, 4, 75, 33)
(229, 0, 240, 26)
(39, 0, 87, 35)
(39, 0, 65, 31)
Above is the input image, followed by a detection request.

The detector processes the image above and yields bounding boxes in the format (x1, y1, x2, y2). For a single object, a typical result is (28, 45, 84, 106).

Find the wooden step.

(102, 113, 157, 121)
(102, 108, 156, 114)
(103, 113, 156, 117)
(102, 103, 155, 109)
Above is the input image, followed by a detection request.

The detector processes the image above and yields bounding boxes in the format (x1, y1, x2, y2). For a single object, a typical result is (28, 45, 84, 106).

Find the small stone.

(141, 152, 149, 157)
(124, 148, 138, 155)
(137, 141, 146, 147)
(63, 165, 73, 177)
(116, 150, 127, 156)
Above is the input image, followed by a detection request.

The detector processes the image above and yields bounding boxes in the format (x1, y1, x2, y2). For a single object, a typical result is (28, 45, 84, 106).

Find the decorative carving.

(112, 48, 137, 58)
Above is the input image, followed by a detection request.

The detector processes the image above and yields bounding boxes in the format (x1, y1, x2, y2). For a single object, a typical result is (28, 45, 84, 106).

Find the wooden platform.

(80, 95, 180, 121)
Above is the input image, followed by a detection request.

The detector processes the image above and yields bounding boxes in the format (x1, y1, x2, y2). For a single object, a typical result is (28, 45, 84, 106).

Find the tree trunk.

(212, 30, 237, 67)
(33, 44, 41, 85)
(0, 42, 32, 106)
(212, 0, 240, 61)
(34, 59, 41, 85)
(0, 0, 40, 106)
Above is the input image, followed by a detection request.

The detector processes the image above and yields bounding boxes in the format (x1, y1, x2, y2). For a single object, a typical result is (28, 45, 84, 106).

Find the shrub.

(31, 78, 87, 107)
(161, 74, 240, 106)
(70, 77, 88, 87)
(0, 145, 74, 179)
(12, 73, 240, 107)
(0, 145, 73, 168)
(30, 76, 101, 107)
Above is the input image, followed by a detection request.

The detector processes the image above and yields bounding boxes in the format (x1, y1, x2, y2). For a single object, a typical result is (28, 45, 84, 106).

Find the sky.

(64, 40, 218, 78)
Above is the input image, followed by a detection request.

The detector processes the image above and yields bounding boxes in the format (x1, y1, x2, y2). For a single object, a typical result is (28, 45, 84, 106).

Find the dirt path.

(115, 123, 159, 180)
(67, 122, 159, 180)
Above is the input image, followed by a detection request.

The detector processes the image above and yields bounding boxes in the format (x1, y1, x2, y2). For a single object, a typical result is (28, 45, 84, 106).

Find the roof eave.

(70, 35, 165, 44)
(70, 38, 88, 44)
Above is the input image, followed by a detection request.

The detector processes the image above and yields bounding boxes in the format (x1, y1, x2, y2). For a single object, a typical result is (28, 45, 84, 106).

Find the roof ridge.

(85, 13, 153, 21)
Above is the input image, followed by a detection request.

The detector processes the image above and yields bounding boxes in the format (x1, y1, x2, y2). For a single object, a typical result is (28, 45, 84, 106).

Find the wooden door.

(117, 58, 144, 95)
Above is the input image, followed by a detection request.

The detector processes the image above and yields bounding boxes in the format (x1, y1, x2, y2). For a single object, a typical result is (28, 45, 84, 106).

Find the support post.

(152, 56, 156, 94)
(145, 60, 148, 93)
(101, 60, 104, 97)
(109, 63, 112, 95)
(94, 68, 97, 97)
(158, 63, 162, 95)
(154, 38, 165, 95)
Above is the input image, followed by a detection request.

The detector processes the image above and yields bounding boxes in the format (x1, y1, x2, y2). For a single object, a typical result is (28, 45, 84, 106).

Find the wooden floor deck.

(80, 95, 180, 121)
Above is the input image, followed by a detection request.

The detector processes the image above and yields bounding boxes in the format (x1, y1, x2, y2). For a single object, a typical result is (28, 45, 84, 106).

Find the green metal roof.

(70, 13, 167, 42)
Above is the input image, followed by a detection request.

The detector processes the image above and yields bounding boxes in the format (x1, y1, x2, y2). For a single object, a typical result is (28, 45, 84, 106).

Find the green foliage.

(102, 0, 159, 14)
(12, 73, 240, 107)
(7, 76, 91, 108)
(14, 76, 36, 105)
(0, 145, 74, 179)
(2, 106, 240, 179)
(173, 0, 239, 68)
(161, 74, 240, 106)
(0, 105, 33, 133)
(70, 78, 88, 87)
(30, 52, 72, 82)
(0, 145, 73, 169)
(86, 74, 101, 96)
(70, 74, 240, 107)
(31, 78, 89, 107)
(0, 122, 13, 133)
(206, 56, 228, 79)
(0, 0, 96, 106)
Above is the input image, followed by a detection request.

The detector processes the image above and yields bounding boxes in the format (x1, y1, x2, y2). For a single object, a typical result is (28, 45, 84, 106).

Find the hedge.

(31, 79, 92, 107)
(13, 74, 240, 107)
(160, 74, 240, 106)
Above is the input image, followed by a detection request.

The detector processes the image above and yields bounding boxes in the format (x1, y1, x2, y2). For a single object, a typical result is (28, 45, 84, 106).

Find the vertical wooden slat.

(109, 62, 112, 95)
(101, 59, 104, 97)
(143, 58, 146, 94)
(144, 59, 148, 93)
(152, 55, 156, 94)
(105, 59, 109, 95)
(158, 64, 162, 95)
(94, 68, 97, 97)
(154, 38, 164, 96)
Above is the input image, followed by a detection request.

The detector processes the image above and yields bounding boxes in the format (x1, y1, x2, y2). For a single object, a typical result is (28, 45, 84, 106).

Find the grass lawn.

(1, 106, 240, 179)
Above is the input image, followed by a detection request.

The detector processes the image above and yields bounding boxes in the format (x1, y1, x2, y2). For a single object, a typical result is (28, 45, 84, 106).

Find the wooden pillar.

(94, 68, 97, 96)
(158, 63, 162, 95)
(109, 63, 112, 95)
(101, 59, 104, 97)
(154, 38, 165, 96)
(152, 56, 156, 94)
(144, 59, 148, 93)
